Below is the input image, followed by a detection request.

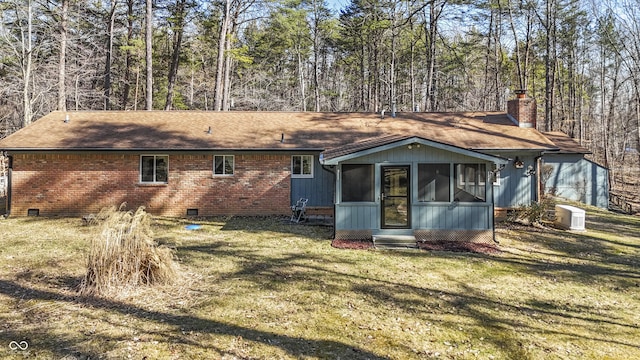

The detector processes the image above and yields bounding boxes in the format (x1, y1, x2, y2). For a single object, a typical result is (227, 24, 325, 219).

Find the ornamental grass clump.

(79, 205, 179, 296)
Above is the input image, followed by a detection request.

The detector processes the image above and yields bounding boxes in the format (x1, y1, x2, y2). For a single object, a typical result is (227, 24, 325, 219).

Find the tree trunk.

(482, 6, 494, 111)
(544, 0, 557, 132)
(359, 40, 365, 111)
(122, 0, 135, 109)
(57, 0, 68, 111)
(389, 0, 397, 114)
(134, 68, 140, 110)
(22, 0, 34, 128)
(165, 0, 187, 111)
(297, 48, 306, 111)
(506, 0, 524, 90)
(604, 60, 620, 189)
(103, 0, 117, 110)
(637, 95, 640, 172)
(410, 19, 416, 111)
(311, 0, 321, 112)
(214, 0, 231, 111)
(222, 20, 234, 111)
(424, 2, 438, 112)
(145, 0, 153, 110)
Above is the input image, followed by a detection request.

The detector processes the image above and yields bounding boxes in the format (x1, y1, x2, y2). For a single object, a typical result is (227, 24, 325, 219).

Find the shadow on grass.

(2, 212, 638, 358)
(219, 216, 332, 238)
(585, 206, 640, 239)
(152, 216, 332, 246)
(495, 222, 640, 288)
(0, 327, 105, 360)
(0, 279, 389, 359)
(178, 230, 640, 358)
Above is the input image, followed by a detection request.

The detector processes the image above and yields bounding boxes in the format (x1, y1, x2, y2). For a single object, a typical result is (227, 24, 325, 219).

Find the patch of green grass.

(0, 210, 639, 359)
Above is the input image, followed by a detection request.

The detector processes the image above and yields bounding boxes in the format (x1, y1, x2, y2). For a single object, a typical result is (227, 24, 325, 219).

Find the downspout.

(321, 164, 336, 240)
(492, 178, 498, 244)
(535, 154, 543, 202)
(5, 154, 12, 217)
(491, 162, 506, 244)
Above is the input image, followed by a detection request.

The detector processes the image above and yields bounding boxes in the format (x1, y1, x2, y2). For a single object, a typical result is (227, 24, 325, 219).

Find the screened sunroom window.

(418, 163, 450, 202)
(341, 164, 374, 202)
(140, 155, 168, 183)
(454, 164, 486, 202)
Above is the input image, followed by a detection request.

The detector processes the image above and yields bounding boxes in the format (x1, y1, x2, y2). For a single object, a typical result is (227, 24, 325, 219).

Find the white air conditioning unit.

(555, 205, 586, 231)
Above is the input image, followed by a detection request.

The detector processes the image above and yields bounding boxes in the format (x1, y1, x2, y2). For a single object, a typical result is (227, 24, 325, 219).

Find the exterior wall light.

(514, 157, 524, 169)
(526, 165, 536, 177)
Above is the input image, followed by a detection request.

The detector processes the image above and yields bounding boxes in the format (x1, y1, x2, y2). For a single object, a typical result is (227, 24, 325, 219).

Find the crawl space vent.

(186, 208, 199, 216)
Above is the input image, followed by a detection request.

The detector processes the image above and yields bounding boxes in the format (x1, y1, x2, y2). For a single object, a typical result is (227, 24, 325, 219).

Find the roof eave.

(321, 136, 509, 165)
(1, 147, 326, 153)
(474, 148, 559, 153)
(541, 149, 592, 155)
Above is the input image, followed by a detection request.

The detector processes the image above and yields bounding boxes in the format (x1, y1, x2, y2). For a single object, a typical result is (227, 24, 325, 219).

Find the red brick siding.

(507, 97, 537, 129)
(10, 153, 291, 217)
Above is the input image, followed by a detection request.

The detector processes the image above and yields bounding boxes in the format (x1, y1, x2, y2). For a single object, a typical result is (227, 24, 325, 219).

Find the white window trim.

(140, 155, 169, 184)
(292, 155, 314, 178)
(456, 164, 488, 186)
(213, 155, 235, 176)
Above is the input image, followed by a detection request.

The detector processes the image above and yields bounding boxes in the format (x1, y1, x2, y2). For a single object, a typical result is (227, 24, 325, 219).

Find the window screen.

(454, 163, 486, 202)
(418, 163, 450, 202)
(341, 164, 374, 202)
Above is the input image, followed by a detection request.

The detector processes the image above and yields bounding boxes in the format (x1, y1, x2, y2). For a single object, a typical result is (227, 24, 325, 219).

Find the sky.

(326, 0, 349, 13)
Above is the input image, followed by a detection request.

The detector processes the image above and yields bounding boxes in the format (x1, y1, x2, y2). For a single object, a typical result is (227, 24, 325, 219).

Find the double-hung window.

(214, 155, 234, 176)
(292, 155, 313, 178)
(140, 155, 168, 183)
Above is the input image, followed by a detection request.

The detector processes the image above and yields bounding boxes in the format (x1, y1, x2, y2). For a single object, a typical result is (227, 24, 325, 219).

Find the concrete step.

(373, 235, 418, 249)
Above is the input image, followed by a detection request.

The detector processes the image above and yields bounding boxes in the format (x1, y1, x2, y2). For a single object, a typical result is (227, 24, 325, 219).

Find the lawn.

(0, 205, 639, 359)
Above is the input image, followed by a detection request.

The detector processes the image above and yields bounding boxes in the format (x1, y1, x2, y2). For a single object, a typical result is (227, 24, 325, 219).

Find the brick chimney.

(507, 90, 537, 129)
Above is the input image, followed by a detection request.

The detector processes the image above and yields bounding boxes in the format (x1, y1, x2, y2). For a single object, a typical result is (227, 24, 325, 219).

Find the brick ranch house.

(0, 95, 608, 242)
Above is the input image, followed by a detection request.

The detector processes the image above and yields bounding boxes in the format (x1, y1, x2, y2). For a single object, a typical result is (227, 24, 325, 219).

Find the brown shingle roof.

(320, 134, 410, 160)
(0, 111, 560, 153)
(542, 131, 591, 154)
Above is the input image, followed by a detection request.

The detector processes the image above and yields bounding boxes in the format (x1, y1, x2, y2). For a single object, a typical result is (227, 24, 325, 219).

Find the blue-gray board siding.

(290, 157, 334, 207)
(413, 204, 491, 230)
(342, 145, 480, 164)
(543, 155, 609, 208)
(335, 145, 495, 232)
(493, 153, 536, 208)
(336, 203, 378, 230)
(336, 203, 493, 231)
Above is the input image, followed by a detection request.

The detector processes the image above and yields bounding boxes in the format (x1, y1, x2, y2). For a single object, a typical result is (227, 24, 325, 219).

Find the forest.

(0, 0, 639, 204)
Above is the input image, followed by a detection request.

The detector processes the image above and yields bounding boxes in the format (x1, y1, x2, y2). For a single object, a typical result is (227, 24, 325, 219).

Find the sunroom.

(320, 136, 509, 244)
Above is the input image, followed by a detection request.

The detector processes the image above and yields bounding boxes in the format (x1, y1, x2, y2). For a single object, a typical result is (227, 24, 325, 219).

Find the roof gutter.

(538, 149, 590, 155)
(0, 147, 327, 153)
(473, 147, 560, 153)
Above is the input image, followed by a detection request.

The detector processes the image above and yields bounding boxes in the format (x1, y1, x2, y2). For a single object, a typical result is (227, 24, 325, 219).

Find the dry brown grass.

(79, 205, 179, 296)
(0, 206, 639, 359)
